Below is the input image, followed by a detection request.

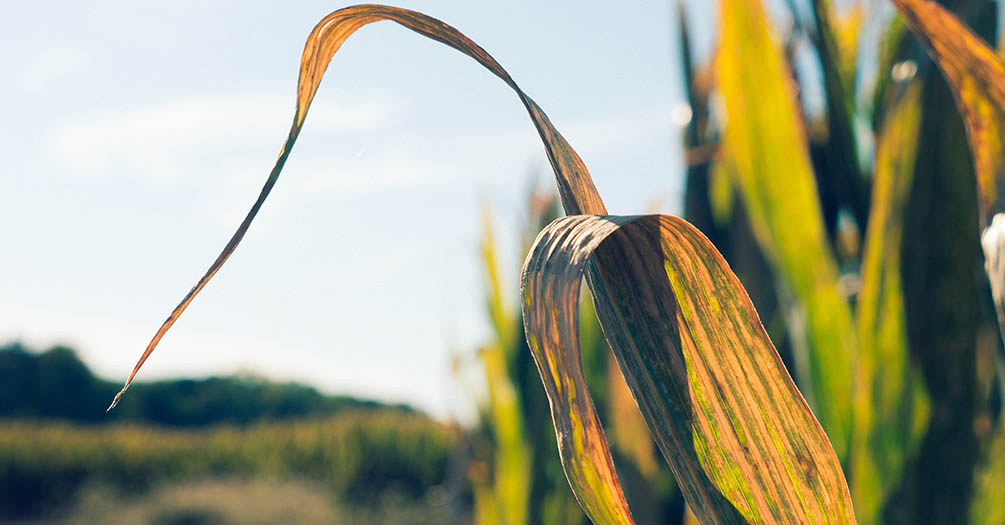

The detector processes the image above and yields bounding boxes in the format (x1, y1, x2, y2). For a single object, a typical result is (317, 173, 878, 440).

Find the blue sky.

(2, 0, 716, 420)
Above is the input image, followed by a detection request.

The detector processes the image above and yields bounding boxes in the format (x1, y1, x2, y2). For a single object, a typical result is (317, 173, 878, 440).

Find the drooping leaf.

(108, 4, 607, 411)
(110, 4, 855, 524)
(890, 0, 1005, 227)
(850, 83, 929, 524)
(717, 0, 856, 461)
(521, 214, 855, 524)
(108, 3, 629, 521)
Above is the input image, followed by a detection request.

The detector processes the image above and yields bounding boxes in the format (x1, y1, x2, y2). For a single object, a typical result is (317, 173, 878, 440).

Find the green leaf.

(521, 214, 855, 523)
(477, 205, 532, 525)
(850, 83, 929, 524)
(890, 0, 1005, 417)
(716, 0, 856, 461)
(809, 0, 869, 230)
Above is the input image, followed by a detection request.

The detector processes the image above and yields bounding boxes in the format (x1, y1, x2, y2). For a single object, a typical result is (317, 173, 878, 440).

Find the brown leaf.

(522, 214, 855, 524)
(107, 4, 606, 411)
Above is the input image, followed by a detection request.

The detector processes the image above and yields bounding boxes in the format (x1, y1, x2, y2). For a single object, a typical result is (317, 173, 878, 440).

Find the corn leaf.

(522, 214, 854, 523)
(890, 0, 1005, 407)
(809, 0, 869, 230)
(107, 4, 607, 411)
(109, 4, 855, 523)
(851, 83, 929, 523)
(477, 207, 532, 525)
(717, 0, 856, 461)
(890, 0, 1005, 228)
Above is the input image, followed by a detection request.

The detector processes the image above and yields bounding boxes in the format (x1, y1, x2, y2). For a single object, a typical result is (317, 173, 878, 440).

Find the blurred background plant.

(460, 0, 1005, 522)
(675, 0, 1003, 522)
(458, 190, 683, 524)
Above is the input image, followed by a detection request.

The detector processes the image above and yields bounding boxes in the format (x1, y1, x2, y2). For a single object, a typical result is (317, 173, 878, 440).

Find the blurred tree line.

(0, 342, 456, 521)
(0, 342, 408, 426)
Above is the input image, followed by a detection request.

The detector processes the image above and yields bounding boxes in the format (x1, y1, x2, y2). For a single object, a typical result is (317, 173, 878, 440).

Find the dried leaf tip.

(106, 390, 125, 412)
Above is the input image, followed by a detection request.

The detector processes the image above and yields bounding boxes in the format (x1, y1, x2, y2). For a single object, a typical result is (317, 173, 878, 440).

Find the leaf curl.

(522, 214, 855, 524)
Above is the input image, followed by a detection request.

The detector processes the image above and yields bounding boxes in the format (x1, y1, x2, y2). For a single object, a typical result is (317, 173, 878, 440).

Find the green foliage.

(681, 0, 1004, 522)
(0, 411, 455, 519)
(469, 196, 701, 524)
(973, 423, 1005, 524)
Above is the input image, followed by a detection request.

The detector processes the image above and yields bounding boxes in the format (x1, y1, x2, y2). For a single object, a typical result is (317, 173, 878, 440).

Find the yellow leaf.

(522, 214, 855, 523)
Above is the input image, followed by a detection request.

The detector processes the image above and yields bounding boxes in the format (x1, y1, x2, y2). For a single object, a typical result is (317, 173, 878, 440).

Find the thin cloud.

(286, 104, 675, 196)
(50, 92, 396, 182)
(16, 47, 92, 93)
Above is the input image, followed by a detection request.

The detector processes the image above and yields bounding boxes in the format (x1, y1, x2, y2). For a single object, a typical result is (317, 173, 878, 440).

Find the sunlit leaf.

(108, 4, 607, 411)
(850, 83, 929, 523)
(717, 0, 856, 461)
(522, 214, 855, 524)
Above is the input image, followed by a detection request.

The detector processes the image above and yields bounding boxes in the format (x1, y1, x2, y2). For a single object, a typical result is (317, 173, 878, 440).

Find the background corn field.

(4, 0, 1005, 523)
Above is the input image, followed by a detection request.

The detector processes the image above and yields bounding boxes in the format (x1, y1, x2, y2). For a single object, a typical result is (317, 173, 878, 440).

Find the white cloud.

(50, 92, 395, 182)
(16, 47, 92, 93)
(49, 94, 674, 215)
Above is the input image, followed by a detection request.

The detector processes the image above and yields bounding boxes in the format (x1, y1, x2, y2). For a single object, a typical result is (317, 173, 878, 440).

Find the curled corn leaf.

(107, 3, 605, 411)
(522, 214, 855, 524)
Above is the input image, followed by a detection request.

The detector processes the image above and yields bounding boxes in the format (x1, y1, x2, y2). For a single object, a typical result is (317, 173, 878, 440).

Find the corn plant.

(105, 2, 1005, 523)
(467, 194, 681, 523)
(680, 0, 1005, 522)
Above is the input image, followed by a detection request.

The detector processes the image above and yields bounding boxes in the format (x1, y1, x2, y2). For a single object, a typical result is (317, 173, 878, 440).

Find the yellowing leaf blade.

(522, 214, 855, 524)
